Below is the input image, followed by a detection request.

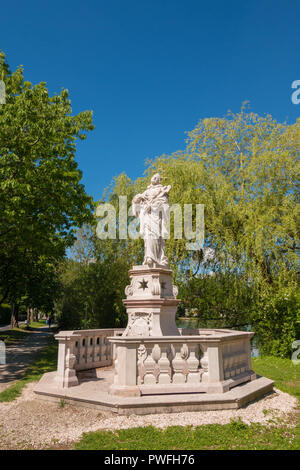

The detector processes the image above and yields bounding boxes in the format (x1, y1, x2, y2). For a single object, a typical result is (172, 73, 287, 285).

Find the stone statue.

(132, 173, 171, 268)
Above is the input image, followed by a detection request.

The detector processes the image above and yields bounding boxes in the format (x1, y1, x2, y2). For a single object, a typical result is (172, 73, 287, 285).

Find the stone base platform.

(34, 368, 274, 416)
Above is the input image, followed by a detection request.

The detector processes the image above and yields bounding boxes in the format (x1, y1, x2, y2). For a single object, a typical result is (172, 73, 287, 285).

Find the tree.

(56, 251, 129, 330)
(96, 106, 299, 356)
(0, 50, 94, 317)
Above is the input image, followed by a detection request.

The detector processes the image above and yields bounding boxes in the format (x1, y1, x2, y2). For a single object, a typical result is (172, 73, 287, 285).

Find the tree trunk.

(10, 303, 19, 328)
(30, 308, 34, 324)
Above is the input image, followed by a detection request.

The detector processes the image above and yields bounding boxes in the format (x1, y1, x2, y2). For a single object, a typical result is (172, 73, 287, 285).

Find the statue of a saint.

(132, 173, 171, 268)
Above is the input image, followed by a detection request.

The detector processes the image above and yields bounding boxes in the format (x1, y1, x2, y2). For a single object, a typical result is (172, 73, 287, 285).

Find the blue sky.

(1, 0, 300, 201)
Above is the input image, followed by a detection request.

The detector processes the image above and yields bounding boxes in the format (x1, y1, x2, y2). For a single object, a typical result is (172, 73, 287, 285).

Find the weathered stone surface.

(34, 369, 274, 415)
(123, 265, 180, 337)
(109, 330, 256, 396)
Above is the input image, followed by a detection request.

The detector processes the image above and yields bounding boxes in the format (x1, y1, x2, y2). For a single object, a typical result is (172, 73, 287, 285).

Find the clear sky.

(1, 0, 300, 201)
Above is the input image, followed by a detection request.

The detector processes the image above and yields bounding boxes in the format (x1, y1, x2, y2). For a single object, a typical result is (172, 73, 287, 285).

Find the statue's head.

(151, 173, 161, 185)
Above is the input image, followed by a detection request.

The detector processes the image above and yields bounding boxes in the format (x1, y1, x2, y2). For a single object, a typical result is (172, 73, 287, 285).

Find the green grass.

(0, 321, 50, 345)
(0, 334, 58, 402)
(252, 356, 300, 400)
(28, 320, 47, 328)
(75, 420, 300, 450)
(74, 356, 300, 451)
(0, 328, 32, 345)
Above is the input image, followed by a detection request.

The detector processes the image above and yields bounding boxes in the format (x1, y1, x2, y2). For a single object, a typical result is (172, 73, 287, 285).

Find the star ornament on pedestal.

(139, 279, 148, 290)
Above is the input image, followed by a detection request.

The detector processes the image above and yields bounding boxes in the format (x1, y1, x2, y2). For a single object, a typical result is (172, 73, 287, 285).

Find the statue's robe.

(132, 184, 170, 267)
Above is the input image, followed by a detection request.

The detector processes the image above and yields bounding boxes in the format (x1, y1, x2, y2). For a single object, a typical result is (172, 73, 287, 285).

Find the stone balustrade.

(55, 328, 124, 388)
(109, 329, 256, 396)
(54, 327, 255, 394)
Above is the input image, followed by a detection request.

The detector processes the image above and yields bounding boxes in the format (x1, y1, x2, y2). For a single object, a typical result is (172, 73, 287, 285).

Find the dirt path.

(0, 327, 53, 393)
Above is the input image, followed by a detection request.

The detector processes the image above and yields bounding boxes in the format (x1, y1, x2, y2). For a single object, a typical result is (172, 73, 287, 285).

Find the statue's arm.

(132, 193, 143, 204)
(132, 193, 148, 217)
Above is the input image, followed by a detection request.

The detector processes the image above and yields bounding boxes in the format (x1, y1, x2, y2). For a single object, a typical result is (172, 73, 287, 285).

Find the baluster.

(186, 343, 201, 383)
(74, 340, 80, 365)
(223, 344, 230, 379)
(172, 343, 186, 383)
(158, 345, 171, 384)
(240, 350, 247, 374)
(94, 337, 100, 362)
(143, 345, 157, 384)
(87, 336, 94, 365)
(100, 336, 106, 362)
(200, 344, 209, 382)
(152, 344, 161, 382)
(235, 347, 242, 375)
(80, 337, 86, 365)
(231, 344, 239, 377)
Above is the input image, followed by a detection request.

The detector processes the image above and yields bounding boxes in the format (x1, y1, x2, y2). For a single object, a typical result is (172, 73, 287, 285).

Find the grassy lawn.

(0, 332, 58, 402)
(0, 321, 49, 346)
(75, 356, 300, 451)
(74, 421, 299, 450)
(0, 322, 51, 346)
(253, 356, 300, 401)
(28, 320, 47, 328)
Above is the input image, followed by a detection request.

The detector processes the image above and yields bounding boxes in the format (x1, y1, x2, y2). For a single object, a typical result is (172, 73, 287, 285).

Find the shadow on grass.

(0, 334, 58, 402)
(0, 328, 33, 345)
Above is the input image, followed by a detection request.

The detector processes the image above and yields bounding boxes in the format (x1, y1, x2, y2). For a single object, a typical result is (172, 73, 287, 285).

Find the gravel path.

(0, 328, 52, 392)
(0, 382, 297, 449)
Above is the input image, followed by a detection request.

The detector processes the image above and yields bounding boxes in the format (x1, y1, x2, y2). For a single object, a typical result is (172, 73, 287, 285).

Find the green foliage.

(0, 304, 11, 324)
(96, 106, 299, 356)
(178, 272, 253, 328)
(253, 283, 300, 357)
(56, 254, 129, 330)
(0, 50, 94, 312)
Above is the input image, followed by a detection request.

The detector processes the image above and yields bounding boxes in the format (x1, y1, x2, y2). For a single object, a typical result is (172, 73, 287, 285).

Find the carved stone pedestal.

(122, 265, 180, 337)
(108, 266, 259, 398)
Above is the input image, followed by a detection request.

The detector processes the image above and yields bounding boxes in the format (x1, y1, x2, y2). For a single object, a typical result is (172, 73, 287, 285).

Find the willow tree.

(102, 106, 299, 356)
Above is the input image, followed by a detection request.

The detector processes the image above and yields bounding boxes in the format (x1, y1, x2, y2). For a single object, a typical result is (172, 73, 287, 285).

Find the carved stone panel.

(124, 312, 153, 337)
